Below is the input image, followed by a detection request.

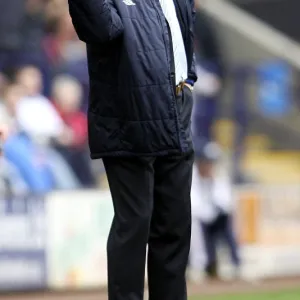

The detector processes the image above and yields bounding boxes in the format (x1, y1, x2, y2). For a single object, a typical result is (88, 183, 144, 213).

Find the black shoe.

(205, 262, 218, 279)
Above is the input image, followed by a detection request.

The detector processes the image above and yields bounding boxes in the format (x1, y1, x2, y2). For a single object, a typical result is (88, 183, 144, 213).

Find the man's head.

(52, 75, 82, 114)
(15, 66, 43, 96)
(194, 141, 221, 178)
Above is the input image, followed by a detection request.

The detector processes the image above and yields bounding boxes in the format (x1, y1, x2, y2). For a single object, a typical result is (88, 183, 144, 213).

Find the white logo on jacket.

(123, 0, 136, 5)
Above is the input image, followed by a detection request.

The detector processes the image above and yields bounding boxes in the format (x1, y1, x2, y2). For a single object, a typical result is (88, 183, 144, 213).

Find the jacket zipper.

(154, 3, 184, 152)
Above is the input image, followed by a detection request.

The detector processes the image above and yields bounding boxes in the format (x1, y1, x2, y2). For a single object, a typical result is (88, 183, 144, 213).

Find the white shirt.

(159, 0, 188, 85)
(16, 95, 64, 141)
(191, 166, 233, 223)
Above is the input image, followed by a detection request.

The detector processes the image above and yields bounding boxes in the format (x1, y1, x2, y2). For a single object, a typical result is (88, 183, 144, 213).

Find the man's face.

(55, 85, 81, 114)
(17, 67, 43, 96)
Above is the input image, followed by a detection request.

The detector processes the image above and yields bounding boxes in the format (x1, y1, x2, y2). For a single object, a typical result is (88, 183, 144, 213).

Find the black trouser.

(201, 213, 240, 277)
(103, 151, 193, 300)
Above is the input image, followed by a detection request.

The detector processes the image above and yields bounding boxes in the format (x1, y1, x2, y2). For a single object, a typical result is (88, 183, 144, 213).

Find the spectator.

(43, 8, 89, 110)
(191, 142, 241, 280)
(1, 83, 55, 192)
(43, 7, 84, 68)
(52, 75, 95, 187)
(14, 65, 64, 141)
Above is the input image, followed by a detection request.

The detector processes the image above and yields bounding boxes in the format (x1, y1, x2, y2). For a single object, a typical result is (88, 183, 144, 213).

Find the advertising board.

(235, 184, 300, 277)
(0, 195, 47, 290)
(46, 190, 113, 289)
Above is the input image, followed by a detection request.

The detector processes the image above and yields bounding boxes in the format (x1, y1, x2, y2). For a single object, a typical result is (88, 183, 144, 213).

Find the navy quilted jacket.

(68, 0, 197, 158)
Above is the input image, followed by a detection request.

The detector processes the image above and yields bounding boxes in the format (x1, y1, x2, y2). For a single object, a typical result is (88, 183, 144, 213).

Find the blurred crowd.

(0, 0, 234, 198)
(0, 0, 228, 194)
(0, 0, 95, 193)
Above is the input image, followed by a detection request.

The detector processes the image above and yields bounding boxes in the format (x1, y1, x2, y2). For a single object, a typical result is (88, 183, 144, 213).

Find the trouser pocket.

(177, 85, 193, 142)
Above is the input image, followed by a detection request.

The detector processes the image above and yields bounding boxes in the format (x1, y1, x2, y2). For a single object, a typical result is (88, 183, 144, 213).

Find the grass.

(189, 289, 300, 300)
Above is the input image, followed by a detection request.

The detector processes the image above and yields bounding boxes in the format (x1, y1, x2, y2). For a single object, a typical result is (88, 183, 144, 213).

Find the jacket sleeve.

(188, 0, 198, 83)
(68, 0, 124, 44)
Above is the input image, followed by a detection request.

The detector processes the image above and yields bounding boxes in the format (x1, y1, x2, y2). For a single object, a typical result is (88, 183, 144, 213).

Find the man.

(68, 0, 197, 299)
(191, 142, 240, 280)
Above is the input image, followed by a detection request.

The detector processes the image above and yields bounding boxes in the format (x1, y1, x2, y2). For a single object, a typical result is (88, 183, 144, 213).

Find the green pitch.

(189, 289, 300, 300)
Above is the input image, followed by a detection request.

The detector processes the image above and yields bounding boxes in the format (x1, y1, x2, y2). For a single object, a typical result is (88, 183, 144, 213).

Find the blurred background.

(0, 0, 300, 297)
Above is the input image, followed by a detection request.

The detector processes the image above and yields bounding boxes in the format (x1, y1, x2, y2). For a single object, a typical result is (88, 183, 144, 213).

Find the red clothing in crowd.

(55, 105, 88, 148)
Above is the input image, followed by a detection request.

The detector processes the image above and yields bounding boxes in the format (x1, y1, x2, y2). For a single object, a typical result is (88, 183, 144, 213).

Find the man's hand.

(184, 82, 194, 92)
